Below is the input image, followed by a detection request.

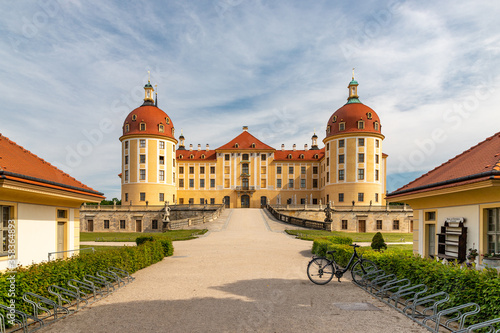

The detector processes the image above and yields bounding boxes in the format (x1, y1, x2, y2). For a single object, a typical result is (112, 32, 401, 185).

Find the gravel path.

(42, 209, 426, 333)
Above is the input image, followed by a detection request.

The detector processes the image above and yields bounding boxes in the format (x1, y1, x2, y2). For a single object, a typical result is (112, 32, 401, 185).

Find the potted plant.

(482, 253, 500, 267)
(467, 248, 478, 263)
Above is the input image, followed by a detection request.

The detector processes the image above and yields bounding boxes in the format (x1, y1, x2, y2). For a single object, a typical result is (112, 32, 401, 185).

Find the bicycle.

(307, 244, 378, 285)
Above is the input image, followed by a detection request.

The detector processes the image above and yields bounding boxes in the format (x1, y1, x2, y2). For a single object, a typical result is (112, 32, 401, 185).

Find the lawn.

(80, 229, 208, 242)
(80, 245, 125, 252)
(285, 229, 412, 243)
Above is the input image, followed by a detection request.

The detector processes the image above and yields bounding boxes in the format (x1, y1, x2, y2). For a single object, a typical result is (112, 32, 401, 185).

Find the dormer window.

(172, 128, 175, 136)
(367, 112, 372, 119)
(288, 154, 292, 159)
(125, 124, 130, 132)
(332, 115, 337, 123)
(314, 154, 319, 159)
(300, 154, 304, 159)
(165, 117, 170, 125)
(358, 121, 364, 129)
(339, 122, 345, 131)
(201, 154, 205, 159)
(327, 125, 331, 134)
(235, 143, 239, 148)
(189, 154, 194, 159)
(159, 124, 164, 133)
(140, 122, 146, 131)
(251, 143, 256, 148)
(179, 154, 183, 159)
(374, 122, 379, 131)
(132, 114, 137, 121)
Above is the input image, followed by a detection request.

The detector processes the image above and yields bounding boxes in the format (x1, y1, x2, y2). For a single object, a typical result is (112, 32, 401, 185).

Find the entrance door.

(136, 220, 142, 232)
(88, 220, 94, 232)
(57, 222, 65, 259)
(359, 220, 366, 233)
(241, 195, 250, 208)
(224, 196, 230, 208)
(260, 196, 267, 208)
(426, 224, 435, 257)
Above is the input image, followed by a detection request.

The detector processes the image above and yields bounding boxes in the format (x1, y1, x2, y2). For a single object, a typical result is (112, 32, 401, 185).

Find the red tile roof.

(177, 150, 217, 161)
(216, 131, 275, 151)
(0, 134, 103, 198)
(121, 105, 175, 141)
(388, 132, 500, 197)
(274, 148, 325, 161)
(326, 103, 382, 138)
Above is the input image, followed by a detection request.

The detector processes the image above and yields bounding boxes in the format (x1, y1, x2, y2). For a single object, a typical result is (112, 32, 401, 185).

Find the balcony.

(235, 185, 256, 192)
(240, 173, 250, 177)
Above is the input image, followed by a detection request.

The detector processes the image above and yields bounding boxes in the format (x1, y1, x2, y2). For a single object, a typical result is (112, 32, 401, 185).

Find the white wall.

(437, 205, 480, 251)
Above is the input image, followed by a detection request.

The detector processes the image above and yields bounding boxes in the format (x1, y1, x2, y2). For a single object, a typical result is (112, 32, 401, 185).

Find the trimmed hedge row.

(0, 240, 171, 314)
(311, 240, 500, 324)
(136, 236, 174, 257)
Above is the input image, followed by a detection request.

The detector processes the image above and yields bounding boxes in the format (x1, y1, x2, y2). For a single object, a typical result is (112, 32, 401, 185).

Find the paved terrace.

(43, 209, 426, 333)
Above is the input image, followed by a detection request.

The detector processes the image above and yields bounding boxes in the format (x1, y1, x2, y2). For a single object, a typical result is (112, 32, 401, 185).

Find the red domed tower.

(322, 76, 386, 207)
(120, 80, 178, 207)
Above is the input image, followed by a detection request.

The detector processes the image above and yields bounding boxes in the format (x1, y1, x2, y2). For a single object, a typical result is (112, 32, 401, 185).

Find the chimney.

(281, 144, 285, 151)
(293, 144, 296, 151)
(197, 144, 201, 151)
(206, 144, 210, 151)
(189, 144, 193, 151)
(242, 126, 248, 132)
(304, 144, 308, 151)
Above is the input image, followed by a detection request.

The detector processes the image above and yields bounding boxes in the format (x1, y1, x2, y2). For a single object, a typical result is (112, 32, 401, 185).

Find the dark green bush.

(135, 235, 174, 257)
(327, 236, 353, 245)
(0, 240, 166, 315)
(311, 241, 500, 324)
(371, 232, 387, 251)
(136, 236, 154, 245)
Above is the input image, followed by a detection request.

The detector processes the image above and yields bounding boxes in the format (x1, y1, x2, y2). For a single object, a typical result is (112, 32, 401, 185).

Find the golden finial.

(352, 67, 355, 80)
(148, 70, 151, 82)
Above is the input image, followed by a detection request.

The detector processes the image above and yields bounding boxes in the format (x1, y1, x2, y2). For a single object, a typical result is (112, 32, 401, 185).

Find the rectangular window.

(261, 179, 266, 188)
(277, 166, 282, 174)
(326, 157, 329, 166)
(338, 193, 344, 202)
(225, 154, 230, 161)
(140, 139, 146, 148)
(375, 193, 379, 202)
(159, 170, 165, 181)
(1, 206, 12, 254)
(200, 179, 205, 188)
(159, 193, 164, 202)
(210, 166, 216, 174)
(261, 166, 266, 174)
(301, 166, 306, 174)
(358, 121, 365, 129)
(289, 166, 294, 174)
(300, 198, 306, 204)
(159, 141, 165, 149)
(104, 220, 109, 229)
(339, 123, 345, 131)
(313, 166, 318, 174)
(393, 220, 400, 230)
(224, 166, 230, 174)
(326, 172, 329, 182)
(159, 156, 164, 165)
(173, 173, 176, 183)
(179, 179, 184, 188)
(376, 140, 379, 148)
(326, 143, 329, 151)
(125, 170, 129, 181)
(261, 154, 266, 161)
(277, 179, 282, 188)
(140, 154, 146, 164)
(125, 193, 128, 202)
(125, 141, 129, 149)
(200, 166, 205, 174)
(152, 220, 158, 229)
(125, 155, 129, 165)
(358, 169, 365, 180)
(210, 198, 215, 204)
(375, 154, 379, 164)
(179, 166, 184, 174)
(341, 220, 348, 230)
(313, 179, 318, 188)
(375, 170, 379, 181)
(140, 169, 146, 180)
(200, 198, 205, 205)
(358, 193, 364, 202)
(376, 220, 382, 230)
(301, 179, 306, 188)
(179, 198, 184, 204)
(339, 154, 345, 164)
(224, 179, 230, 188)
(425, 211, 436, 221)
(120, 220, 126, 229)
(140, 192, 146, 201)
(210, 179, 215, 188)
(339, 139, 345, 148)
(189, 179, 194, 188)
(358, 153, 364, 163)
(189, 198, 194, 204)
(487, 208, 500, 254)
(288, 179, 294, 189)
(358, 138, 364, 146)
(338, 169, 344, 181)
(189, 166, 194, 174)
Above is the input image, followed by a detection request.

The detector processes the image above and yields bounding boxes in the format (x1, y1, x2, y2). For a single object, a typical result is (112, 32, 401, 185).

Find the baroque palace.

(121, 76, 387, 209)
(80, 75, 413, 233)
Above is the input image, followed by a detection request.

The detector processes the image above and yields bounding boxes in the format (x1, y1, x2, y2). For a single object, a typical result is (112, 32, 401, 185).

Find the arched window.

(179, 154, 183, 159)
(288, 154, 292, 159)
(374, 122, 379, 131)
(201, 154, 205, 159)
(251, 143, 256, 148)
(235, 143, 239, 148)
(189, 154, 194, 159)
(300, 154, 304, 159)
(159, 124, 164, 133)
(314, 154, 319, 159)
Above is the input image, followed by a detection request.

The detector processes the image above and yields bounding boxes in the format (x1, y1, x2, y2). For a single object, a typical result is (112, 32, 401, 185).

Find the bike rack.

(0, 266, 134, 333)
(353, 267, 500, 333)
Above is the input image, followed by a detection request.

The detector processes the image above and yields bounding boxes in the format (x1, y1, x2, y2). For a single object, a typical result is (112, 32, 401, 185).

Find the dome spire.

(347, 70, 360, 104)
(143, 71, 155, 105)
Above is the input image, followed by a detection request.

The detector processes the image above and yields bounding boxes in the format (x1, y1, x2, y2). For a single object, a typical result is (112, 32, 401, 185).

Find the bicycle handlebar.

(349, 244, 360, 248)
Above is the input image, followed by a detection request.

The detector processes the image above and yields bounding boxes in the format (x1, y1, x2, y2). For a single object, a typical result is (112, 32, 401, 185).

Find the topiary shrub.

(371, 232, 387, 251)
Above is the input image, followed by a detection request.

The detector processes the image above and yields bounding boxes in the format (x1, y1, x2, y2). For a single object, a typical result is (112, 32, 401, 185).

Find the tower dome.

(325, 78, 382, 138)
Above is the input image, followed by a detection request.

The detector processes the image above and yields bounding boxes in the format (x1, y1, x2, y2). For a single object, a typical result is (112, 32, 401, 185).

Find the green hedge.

(311, 240, 500, 324)
(136, 236, 174, 257)
(0, 240, 170, 315)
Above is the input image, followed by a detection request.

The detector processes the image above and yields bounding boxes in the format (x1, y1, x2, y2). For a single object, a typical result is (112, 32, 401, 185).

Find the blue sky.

(1, 1, 499, 199)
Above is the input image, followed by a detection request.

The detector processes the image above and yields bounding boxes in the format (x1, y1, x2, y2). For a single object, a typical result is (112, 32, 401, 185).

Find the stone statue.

(324, 202, 333, 222)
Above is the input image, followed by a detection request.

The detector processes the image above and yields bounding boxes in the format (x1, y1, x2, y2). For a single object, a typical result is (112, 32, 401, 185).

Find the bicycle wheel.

(307, 258, 335, 285)
(351, 259, 378, 286)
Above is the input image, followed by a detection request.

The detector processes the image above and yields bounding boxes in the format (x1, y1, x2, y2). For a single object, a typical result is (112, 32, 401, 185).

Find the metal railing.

(271, 203, 412, 212)
(48, 247, 95, 261)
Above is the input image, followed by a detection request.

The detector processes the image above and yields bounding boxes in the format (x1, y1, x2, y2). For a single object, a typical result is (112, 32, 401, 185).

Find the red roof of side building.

(387, 132, 500, 198)
(177, 150, 217, 161)
(274, 148, 325, 161)
(216, 130, 275, 151)
(0, 134, 104, 198)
